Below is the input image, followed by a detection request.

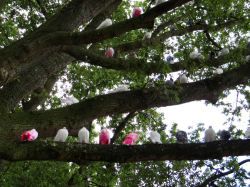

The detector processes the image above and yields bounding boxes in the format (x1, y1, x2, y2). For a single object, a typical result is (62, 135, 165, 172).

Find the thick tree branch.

(0, 140, 249, 164)
(0, 0, 191, 71)
(1, 62, 249, 139)
(0, 52, 73, 112)
(111, 112, 137, 144)
(63, 46, 249, 75)
(197, 159, 250, 187)
(115, 19, 242, 53)
(0, 0, 8, 12)
(22, 75, 58, 111)
(0, 0, 118, 83)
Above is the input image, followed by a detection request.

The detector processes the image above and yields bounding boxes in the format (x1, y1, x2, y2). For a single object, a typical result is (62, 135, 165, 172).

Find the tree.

(0, 0, 249, 186)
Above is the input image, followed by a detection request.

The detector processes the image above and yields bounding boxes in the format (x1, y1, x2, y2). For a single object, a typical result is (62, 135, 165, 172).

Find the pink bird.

(132, 8, 142, 18)
(21, 129, 38, 141)
(105, 48, 114, 57)
(122, 132, 139, 145)
(99, 129, 110, 144)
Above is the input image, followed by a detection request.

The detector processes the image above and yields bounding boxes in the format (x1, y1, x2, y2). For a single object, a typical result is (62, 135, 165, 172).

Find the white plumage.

(219, 48, 229, 56)
(61, 96, 78, 105)
(54, 127, 68, 142)
(143, 32, 152, 40)
(197, 54, 205, 60)
(246, 55, 250, 62)
(204, 126, 216, 142)
(190, 51, 204, 60)
(150, 131, 162, 144)
(156, 0, 166, 6)
(108, 85, 130, 93)
(96, 18, 112, 30)
(185, 0, 194, 5)
(189, 51, 199, 59)
(179, 74, 188, 84)
(213, 68, 223, 75)
(78, 127, 89, 143)
(245, 127, 250, 138)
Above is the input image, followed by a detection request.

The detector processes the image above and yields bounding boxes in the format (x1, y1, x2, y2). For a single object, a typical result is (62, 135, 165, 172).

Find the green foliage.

(0, 0, 249, 186)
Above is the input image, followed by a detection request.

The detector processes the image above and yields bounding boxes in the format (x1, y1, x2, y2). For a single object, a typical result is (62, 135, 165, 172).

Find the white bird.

(96, 18, 112, 30)
(54, 127, 68, 142)
(179, 74, 188, 84)
(109, 85, 130, 93)
(213, 68, 223, 75)
(246, 55, 250, 62)
(197, 54, 205, 60)
(245, 127, 250, 138)
(143, 32, 152, 40)
(219, 48, 229, 56)
(185, 0, 194, 5)
(190, 51, 204, 60)
(150, 131, 162, 144)
(156, 0, 166, 6)
(204, 126, 216, 142)
(78, 127, 89, 143)
(189, 51, 199, 59)
(61, 96, 78, 105)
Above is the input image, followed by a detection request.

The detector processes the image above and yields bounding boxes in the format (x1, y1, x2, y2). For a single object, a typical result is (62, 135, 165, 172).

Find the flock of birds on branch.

(21, 126, 250, 145)
(19, 0, 250, 146)
(96, 1, 250, 84)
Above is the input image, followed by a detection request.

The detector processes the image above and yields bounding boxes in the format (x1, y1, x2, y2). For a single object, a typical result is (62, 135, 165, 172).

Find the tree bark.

(0, 140, 249, 164)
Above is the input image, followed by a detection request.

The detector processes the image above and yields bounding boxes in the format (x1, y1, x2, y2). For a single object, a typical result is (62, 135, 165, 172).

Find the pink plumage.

(21, 129, 38, 141)
(99, 129, 110, 144)
(122, 133, 139, 145)
(132, 8, 142, 18)
(105, 48, 114, 57)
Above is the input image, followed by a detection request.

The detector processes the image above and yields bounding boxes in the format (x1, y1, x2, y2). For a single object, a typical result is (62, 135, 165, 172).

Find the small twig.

(204, 31, 222, 50)
(110, 111, 137, 144)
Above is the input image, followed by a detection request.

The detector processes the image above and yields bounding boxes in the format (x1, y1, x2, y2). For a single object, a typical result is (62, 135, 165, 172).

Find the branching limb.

(0, 0, 191, 70)
(204, 31, 222, 50)
(22, 75, 58, 111)
(1, 62, 249, 139)
(111, 111, 137, 144)
(115, 19, 242, 53)
(63, 45, 248, 75)
(197, 159, 250, 187)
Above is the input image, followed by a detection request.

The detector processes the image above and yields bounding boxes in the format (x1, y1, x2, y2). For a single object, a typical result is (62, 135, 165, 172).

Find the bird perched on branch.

(143, 32, 152, 40)
(96, 18, 112, 30)
(220, 130, 231, 141)
(61, 96, 78, 105)
(122, 133, 139, 145)
(245, 127, 250, 138)
(170, 25, 175, 31)
(132, 8, 142, 18)
(189, 51, 204, 60)
(78, 127, 89, 143)
(54, 127, 68, 142)
(205, 126, 216, 142)
(166, 56, 174, 64)
(165, 78, 174, 86)
(179, 74, 188, 84)
(105, 48, 114, 57)
(218, 48, 229, 56)
(21, 129, 38, 141)
(176, 130, 187, 143)
(213, 68, 223, 75)
(155, 0, 166, 6)
(99, 129, 110, 144)
(150, 131, 162, 144)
